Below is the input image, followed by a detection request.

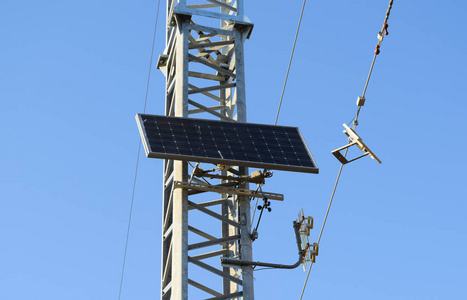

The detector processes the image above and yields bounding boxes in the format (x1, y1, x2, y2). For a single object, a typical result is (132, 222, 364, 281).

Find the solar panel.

(136, 114, 319, 174)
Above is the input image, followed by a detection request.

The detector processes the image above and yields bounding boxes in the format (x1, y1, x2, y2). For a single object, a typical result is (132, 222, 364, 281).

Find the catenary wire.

(274, 0, 308, 125)
(299, 1, 394, 298)
(118, 1, 161, 299)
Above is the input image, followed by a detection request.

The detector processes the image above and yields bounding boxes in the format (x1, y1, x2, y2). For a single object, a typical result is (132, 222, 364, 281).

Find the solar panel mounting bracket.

(192, 165, 268, 185)
(174, 181, 284, 201)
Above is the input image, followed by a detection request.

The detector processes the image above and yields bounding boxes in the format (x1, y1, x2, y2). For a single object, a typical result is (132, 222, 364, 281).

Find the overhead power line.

(118, 1, 161, 299)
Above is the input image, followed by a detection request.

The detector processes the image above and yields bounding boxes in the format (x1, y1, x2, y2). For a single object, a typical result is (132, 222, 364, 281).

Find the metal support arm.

(220, 221, 304, 270)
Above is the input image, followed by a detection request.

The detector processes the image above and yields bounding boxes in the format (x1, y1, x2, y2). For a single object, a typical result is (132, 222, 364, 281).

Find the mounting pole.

(157, 1, 254, 299)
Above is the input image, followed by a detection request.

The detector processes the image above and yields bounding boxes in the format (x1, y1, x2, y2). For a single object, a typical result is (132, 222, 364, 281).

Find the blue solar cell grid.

(136, 114, 318, 174)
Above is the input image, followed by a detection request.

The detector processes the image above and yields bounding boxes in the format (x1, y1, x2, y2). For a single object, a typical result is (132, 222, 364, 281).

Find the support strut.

(220, 221, 305, 269)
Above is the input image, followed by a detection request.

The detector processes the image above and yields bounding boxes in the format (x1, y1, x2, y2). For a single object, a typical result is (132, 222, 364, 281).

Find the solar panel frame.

(136, 114, 319, 174)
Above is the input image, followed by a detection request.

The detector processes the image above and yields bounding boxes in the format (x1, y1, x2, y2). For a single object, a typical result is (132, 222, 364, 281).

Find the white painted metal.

(159, 0, 254, 299)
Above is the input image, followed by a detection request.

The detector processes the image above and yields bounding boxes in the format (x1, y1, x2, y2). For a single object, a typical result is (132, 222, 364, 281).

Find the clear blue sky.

(1, 0, 466, 299)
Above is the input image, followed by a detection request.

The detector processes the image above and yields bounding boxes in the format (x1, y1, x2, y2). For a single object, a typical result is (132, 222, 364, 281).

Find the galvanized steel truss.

(157, 1, 254, 299)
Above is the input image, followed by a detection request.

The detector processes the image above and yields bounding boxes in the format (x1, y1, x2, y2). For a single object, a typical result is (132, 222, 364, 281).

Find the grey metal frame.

(157, 1, 254, 299)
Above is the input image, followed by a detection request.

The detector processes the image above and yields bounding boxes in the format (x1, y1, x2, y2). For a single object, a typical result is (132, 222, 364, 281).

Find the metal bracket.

(156, 53, 169, 69)
(298, 209, 318, 270)
(192, 165, 269, 185)
(304, 243, 319, 264)
(331, 123, 382, 164)
(169, 7, 192, 26)
(233, 19, 254, 39)
(221, 221, 305, 270)
(174, 181, 284, 201)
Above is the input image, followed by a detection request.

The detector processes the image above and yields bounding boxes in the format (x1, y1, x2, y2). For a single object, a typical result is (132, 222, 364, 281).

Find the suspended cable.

(275, 0, 308, 125)
(354, 0, 393, 127)
(256, 2, 308, 246)
(118, 1, 161, 299)
(299, 1, 395, 298)
(299, 154, 346, 300)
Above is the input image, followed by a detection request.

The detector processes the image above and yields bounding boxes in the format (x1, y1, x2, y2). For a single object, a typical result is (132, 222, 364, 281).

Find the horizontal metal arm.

(220, 221, 304, 269)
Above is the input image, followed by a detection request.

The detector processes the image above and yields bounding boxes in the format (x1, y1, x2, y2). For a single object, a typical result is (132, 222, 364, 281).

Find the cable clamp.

(356, 96, 366, 107)
(378, 31, 384, 42)
(307, 243, 319, 263)
(251, 228, 258, 241)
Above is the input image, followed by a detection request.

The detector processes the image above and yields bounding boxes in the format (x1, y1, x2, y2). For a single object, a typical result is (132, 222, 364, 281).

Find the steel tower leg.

(158, 0, 254, 299)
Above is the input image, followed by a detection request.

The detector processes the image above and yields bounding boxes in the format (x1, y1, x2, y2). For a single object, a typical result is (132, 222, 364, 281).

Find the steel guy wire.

(263, 0, 308, 233)
(118, 1, 161, 299)
(299, 156, 346, 300)
(274, 0, 308, 125)
(354, 0, 393, 127)
(299, 1, 394, 298)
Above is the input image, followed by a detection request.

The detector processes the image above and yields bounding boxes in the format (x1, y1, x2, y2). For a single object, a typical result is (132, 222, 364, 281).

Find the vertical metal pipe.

(234, 10, 254, 295)
(171, 20, 189, 300)
(238, 190, 254, 299)
(234, 29, 247, 123)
